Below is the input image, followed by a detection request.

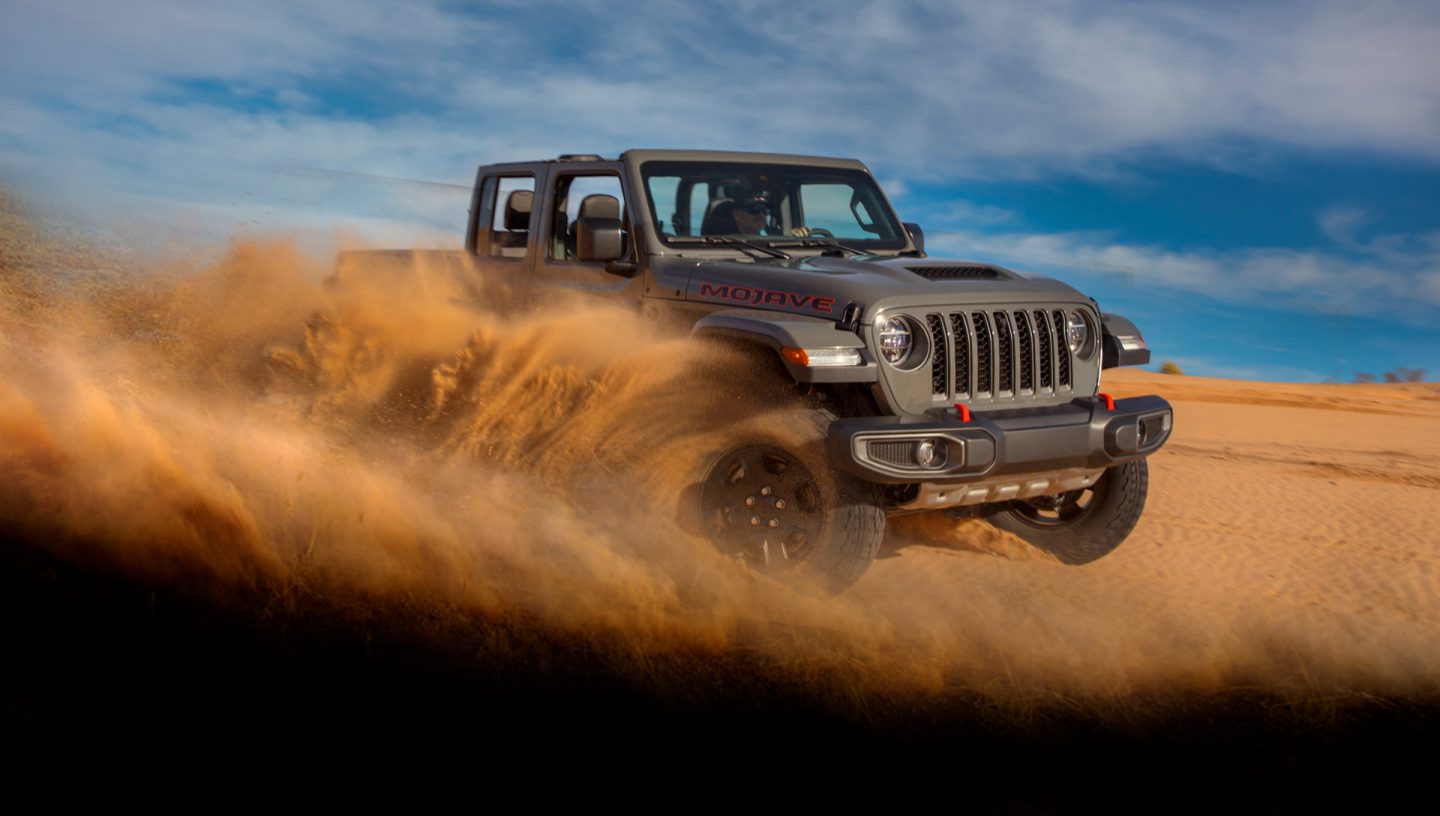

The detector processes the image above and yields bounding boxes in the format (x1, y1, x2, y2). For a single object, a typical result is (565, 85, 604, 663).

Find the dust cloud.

(3, 190, 1437, 710)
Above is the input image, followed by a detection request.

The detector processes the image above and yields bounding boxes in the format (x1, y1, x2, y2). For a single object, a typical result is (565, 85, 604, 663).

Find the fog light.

(915, 438, 944, 468)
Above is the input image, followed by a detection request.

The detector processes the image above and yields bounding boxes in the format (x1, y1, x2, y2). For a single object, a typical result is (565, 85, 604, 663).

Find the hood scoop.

(906, 264, 1008, 281)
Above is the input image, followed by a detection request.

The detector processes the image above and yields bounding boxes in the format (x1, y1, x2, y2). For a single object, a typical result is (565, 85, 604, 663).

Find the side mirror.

(903, 222, 925, 255)
(576, 217, 624, 262)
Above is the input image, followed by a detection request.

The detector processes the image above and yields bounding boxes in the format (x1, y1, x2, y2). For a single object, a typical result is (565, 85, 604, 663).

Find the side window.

(548, 174, 626, 262)
(485, 176, 535, 260)
(646, 175, 679, 236)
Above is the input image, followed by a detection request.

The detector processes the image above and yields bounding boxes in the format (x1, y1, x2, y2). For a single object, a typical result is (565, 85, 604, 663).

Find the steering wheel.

(807, 227, 835, 238)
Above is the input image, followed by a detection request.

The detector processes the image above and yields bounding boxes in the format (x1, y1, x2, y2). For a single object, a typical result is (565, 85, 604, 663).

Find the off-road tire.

(986, 458, 1148, 564)
(695, 409, 885, 594)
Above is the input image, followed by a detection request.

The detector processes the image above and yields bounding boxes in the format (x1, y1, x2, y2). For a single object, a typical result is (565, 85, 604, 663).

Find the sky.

(2, 0, 1438, 382)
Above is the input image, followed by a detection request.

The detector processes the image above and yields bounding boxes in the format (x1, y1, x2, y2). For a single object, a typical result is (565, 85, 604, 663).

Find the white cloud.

(5, 0, 1440, 179)
(930, 224, 1440, 321)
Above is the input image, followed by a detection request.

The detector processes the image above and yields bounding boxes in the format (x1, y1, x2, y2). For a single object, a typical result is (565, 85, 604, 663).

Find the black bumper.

(828, 395, 1173, 484)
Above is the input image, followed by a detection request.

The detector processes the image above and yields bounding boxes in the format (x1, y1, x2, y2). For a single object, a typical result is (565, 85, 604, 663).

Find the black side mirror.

(576, 217, 624, 262)
(903, 222, 925, 255)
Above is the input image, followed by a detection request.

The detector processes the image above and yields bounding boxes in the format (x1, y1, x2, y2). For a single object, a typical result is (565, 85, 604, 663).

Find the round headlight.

(878, 316, 913, 366)
(1066, 311, 1090, 355)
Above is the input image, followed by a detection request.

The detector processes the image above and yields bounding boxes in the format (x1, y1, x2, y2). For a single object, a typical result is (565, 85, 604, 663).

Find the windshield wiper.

(667, 235, 792, 260)
(766, 237, 865, 257)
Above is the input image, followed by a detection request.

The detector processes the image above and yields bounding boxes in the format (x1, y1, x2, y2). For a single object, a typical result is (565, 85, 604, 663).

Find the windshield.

(640, 160, 906, 251)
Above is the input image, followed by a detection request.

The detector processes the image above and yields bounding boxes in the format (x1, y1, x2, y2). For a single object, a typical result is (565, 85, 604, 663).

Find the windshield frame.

(633, 158, 910, 255)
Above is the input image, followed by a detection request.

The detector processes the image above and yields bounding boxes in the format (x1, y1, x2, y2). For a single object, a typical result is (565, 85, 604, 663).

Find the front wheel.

(696, 410, 885, 594)
(986, 459, 1148, 564)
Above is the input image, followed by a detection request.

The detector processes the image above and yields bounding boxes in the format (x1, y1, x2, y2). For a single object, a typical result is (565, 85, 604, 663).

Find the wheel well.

(692, 334, 880, 418)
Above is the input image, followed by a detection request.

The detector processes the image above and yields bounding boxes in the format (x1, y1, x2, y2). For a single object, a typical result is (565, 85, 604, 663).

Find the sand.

(855, 369, 1440, 698)
(2, 202, 1438, 705)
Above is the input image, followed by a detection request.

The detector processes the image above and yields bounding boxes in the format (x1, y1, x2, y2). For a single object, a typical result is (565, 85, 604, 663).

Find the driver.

(727, 190, 815, 237)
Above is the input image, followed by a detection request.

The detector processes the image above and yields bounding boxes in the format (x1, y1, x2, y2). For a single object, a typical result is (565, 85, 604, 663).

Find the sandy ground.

(855, 369, 1440, 698)
(3, 209, 1437, 702)
(4, 202, 1439, 799)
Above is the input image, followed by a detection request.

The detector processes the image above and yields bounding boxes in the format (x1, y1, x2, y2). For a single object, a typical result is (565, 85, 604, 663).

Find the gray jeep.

(460, 149, 1171, 592)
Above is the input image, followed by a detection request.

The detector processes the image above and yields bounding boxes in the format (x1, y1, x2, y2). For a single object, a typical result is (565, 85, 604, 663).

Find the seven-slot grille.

(925, 308, 1076, 400)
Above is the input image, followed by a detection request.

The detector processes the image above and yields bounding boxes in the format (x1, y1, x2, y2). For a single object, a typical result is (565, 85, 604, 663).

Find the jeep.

(437, 149, 1171, 592)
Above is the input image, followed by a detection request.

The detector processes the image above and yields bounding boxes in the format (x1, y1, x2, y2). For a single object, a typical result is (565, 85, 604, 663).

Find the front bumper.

(828, 394, 1173, 485)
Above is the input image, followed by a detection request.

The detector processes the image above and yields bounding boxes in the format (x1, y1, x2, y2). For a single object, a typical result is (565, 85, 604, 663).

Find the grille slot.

(993, 311, 1014, 394)
(971, 313, 993, 396)
(949, 313, 970, 399)
(906, 265, 1002, 280)
(1053, 310, 1071, 387)
(926, 314, 947, 396)
(1034, 309, 1054, 390)
(867, 440, 916, 467)
(1014, 310, 1034, 392)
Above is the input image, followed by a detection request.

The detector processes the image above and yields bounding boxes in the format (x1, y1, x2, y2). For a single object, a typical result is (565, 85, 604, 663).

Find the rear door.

(468, 162, 546, 275)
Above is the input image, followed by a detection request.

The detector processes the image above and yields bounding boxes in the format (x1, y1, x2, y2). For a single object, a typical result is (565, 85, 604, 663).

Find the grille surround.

(906, 307, 1080, 405)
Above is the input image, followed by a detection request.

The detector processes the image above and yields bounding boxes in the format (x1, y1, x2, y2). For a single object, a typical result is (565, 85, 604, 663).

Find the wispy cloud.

(5, 0, 1440, 179)
(930, 218, 1440, 321)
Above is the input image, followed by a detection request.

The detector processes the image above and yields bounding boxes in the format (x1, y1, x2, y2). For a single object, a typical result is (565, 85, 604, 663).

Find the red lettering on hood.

(696, 282, 835, 314)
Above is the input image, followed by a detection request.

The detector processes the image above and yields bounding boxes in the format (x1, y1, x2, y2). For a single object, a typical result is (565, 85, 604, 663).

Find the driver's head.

(733, 205, 765, 234)
(732, 191, 769, 234)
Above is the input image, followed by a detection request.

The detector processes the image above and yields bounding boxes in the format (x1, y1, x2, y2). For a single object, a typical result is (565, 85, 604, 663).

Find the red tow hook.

(1098, 392, 1116, 411)
(954, 403, 972, 423)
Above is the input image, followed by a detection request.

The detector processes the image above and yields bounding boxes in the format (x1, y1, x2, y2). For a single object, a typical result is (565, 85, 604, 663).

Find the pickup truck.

(379, 149, 1172, 593)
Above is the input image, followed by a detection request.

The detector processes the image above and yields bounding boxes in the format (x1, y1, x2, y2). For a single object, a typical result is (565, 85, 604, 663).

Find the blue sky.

(2, 0, 1438, 381)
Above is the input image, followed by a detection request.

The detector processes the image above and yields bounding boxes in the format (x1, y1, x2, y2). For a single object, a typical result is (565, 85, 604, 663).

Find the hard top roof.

(478, 149, 869, 170)
(620, 149, 868, 171)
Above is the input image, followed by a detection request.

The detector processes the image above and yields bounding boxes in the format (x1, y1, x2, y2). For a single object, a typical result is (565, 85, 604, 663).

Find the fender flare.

(1101, 313, 1151, 369)
(692, 309, 879, 383)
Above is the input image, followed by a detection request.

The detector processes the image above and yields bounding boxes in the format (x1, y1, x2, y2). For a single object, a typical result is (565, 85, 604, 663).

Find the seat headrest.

(503, 190, 533, 231)
(578, 194, 620, 220)
(700, 199, 740, 235)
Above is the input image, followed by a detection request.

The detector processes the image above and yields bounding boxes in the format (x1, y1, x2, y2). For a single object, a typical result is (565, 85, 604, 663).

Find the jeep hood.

(662, 255, 1089, 323)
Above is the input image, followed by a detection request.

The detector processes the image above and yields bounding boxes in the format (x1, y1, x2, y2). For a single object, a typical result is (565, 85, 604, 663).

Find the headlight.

(878, 316, 914, 366)
(1066, 311, 1091, 355)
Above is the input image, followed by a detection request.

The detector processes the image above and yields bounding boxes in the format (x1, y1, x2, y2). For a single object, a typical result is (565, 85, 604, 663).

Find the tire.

(986, 458, 1148, 564)
(695, 409, 885, 595)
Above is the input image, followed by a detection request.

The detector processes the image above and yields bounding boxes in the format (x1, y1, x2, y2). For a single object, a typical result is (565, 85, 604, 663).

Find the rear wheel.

(697, 410, 885, 594)
(986, 458, 1148, 564)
